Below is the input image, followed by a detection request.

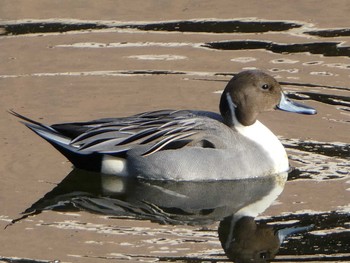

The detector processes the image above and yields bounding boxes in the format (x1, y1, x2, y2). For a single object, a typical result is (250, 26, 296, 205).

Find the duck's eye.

(261, 84, 270, 90)
(259, 251, 269, 259)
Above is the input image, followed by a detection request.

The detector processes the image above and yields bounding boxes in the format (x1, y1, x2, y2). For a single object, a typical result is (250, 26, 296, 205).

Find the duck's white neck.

(226, 93, 289, 173)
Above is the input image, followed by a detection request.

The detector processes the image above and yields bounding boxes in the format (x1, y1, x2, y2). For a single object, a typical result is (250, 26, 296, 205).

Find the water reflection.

(219, 216, 311, 262)
(15, 170, 287, 224)
(11, 169, 316, 262)
(0, 19, 302, 36)
(204, 40, 350, 58)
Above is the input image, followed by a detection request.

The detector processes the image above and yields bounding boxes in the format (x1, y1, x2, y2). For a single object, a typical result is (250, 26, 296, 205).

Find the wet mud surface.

(1, 1, 349, 262)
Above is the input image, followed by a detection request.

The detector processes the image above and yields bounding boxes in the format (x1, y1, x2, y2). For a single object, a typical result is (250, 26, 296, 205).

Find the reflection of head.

(218, 216, 280, 262)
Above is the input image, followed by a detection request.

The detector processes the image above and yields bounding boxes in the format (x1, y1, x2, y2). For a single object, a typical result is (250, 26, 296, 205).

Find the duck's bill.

(277, 92, 317, 115)
(277, 224, 314, 244)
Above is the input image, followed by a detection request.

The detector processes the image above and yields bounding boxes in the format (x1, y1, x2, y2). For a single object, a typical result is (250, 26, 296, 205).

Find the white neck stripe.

(226, 92, 237, 125)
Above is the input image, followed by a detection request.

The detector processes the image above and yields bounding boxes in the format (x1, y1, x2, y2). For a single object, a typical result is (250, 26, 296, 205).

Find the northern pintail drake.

(11, 70, 316, 181)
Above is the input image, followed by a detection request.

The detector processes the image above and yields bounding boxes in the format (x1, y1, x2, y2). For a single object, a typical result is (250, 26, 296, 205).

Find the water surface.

(1, 13, 350, 263)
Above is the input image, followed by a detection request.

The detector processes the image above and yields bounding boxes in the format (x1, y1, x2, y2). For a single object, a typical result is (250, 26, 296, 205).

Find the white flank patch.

(101, 155, 128, 176)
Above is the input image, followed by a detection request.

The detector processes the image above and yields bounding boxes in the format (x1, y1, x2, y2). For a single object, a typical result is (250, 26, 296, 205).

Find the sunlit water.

(2, 18, 350, 262)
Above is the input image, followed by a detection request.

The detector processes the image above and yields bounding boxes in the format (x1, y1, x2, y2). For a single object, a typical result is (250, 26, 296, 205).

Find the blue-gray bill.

(277, 224, 314, 244)
(277, 92, 317, 115)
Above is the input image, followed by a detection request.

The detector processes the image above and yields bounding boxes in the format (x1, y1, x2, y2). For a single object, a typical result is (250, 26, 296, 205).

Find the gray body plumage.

(125, 113, 272, 180)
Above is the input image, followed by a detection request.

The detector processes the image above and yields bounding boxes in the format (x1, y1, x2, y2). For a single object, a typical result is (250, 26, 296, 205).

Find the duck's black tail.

(9, 110, 102, 171)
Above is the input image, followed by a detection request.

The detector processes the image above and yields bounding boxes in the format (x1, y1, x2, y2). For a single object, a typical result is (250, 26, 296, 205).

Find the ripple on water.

(270, 58, 299, 64)
(230, 57, 257, 63)
(283, 138, 349, 181)
(258, 210, 350, 258)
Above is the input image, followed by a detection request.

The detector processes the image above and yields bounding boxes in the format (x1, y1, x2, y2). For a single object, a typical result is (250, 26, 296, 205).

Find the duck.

(11, 70, 316, 181)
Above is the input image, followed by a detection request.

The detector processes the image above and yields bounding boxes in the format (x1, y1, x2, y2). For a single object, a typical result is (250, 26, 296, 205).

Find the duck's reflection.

(12, 170, 311, 262)
(219, 216, 312, 262)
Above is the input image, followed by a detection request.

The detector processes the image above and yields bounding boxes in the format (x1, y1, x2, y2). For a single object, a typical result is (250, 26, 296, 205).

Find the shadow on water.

(283, 138, 349, 181)
(0, 257, 56, 263)
(288, 92, 350, 109)
(285, 140, 350, 160)
(260, 212, 350, 258)
(3, 19, 350, 37)
(0, 20, 301, 35)
(118, 20, 302, 33)
(1, 22, 108, 35)
(306, 29, 350, 37)
(2, 19, 350, 59)
(203, 40, 350, 58)
(8, 169, 350, 262)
